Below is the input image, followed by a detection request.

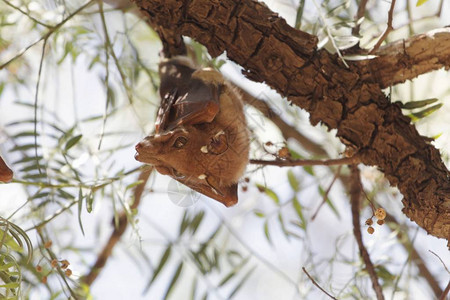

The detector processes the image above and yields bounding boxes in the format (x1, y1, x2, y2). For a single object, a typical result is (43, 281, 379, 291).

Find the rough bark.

(133, 0, 450, 241)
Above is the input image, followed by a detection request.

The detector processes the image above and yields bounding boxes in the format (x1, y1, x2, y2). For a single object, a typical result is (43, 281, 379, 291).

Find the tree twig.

(370, 0, 396, 53)
(302, 267, 337, 300)
(349, 165, 384, 300)
(311, 165, 342, 220)
(250, 156, 359, 167)
(439, 280, 450, 300)
(352, 0, 369, 36)
(81, 167, 152, 286)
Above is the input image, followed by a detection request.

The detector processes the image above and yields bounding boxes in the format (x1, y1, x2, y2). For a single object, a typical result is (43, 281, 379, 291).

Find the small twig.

(349, 165, 384, 300)
(0, 0, 95, 70)
(429, 250, 450, 274)
(81, 168, 152, 286)
(370, 0, 396, 54)
(237, 87, 328, 157)
(352, 0, 369, 36)
(311, 165, 342, 220)
(439, 281, 450, 300)
(34, 37, 48, 176)
(2, 0, 51, 28)
(250, 155, 359, 167)
(302, 267, 338, 300)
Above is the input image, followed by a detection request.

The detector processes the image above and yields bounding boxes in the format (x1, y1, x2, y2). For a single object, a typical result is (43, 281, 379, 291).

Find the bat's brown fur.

(135, 57, 249, 206)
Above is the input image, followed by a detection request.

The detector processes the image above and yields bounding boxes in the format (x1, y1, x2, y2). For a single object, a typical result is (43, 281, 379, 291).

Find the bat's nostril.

(135, 143, 142, 151)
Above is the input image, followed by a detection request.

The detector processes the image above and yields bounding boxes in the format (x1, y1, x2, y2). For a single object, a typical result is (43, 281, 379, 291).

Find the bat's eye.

(173, 136, 188, 148)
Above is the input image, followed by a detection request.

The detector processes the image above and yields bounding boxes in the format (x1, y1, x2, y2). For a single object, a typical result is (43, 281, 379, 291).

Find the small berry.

(36, 265, 42, 272)
(375, 208, 386, 220)
(365, 218, 373, 226)
(51, 259, 58, 268)
(44, 240, 52, 249)
(242, 186, 248, 192)
(278, 147, 290, 159)
(60, 260, 70, 269)
(65, 269, 72, 277)
(377, 219, 385, 226)
(244, 177, 250, 183)
(41, 276, 47, 284)
(367, 226, 374, 234)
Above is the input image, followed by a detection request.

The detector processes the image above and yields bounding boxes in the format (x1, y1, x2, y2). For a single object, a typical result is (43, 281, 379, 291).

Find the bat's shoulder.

(192, 67, 224, 85)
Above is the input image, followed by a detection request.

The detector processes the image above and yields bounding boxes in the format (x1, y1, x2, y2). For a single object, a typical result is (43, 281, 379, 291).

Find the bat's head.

(135, 124, 249, 206)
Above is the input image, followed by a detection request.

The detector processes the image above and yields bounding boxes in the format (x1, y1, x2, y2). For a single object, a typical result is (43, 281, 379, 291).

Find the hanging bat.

(135, 57, 249, 207)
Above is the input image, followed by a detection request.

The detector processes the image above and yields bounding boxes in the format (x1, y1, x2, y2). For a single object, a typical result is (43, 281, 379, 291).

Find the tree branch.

(370, 0, 396, 54)
(81, 168, 152, 287)
(368, 28, 450, 88)
(133, 0, 450, 242)
(349, 165, 385, 300)
(250, 156, 359, 167)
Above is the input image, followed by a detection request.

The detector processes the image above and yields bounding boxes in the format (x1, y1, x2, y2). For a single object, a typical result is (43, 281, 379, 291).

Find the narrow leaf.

(163, 262, 183, 300)
(256, 184, 279, 205)
(416, 0, 429, 6)
(78, 188, 85, 236)
(409, 103, 443, 120)
(287, 170, 300, 192)
(292, 197, 306, 230)
(397, 98, 438, 109)
(65, 134, 83, 151)
(144, 246, 172, 293)
(263, 221, 272, 245)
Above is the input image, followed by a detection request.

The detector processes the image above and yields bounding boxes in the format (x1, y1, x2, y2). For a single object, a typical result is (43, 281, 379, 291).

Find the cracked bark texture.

(133, 0, 450, 241)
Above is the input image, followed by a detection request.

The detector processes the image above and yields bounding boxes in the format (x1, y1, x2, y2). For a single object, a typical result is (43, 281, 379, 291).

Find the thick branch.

(134, 0, 450, 241)
(368, 28, 450, 88)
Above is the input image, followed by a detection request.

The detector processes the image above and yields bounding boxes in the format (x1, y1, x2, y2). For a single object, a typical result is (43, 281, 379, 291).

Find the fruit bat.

(135, 57, 249, 207)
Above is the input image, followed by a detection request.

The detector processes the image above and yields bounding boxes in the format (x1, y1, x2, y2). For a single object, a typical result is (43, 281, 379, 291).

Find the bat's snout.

(135, 137, 161, 163)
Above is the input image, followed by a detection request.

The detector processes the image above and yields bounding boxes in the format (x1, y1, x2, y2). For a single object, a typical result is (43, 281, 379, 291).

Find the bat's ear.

(216, 183, 238, 207)
(205, 176, 238, 207)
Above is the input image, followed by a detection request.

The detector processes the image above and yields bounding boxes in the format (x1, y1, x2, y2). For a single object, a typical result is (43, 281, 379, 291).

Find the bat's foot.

(192, 68, 224, 85)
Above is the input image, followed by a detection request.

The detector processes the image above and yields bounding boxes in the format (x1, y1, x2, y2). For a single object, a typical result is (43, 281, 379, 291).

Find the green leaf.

(144, 246, 172, 292)
(86, 192, 94, 213)
(65, 134, 83, 151)
(218, 257, 250, 287)
(126, 180, 144, 191)
(408, 103, 443, 121)
(416, 0, 429, 6)
(263, 221, 272, 245)
(0, 231, 22, 252)
(292, 197, 306, 230)
(189, 211, 205, 234)
(78, 188, 85, 236)
(228, 267, 256, 298)
(397, 98, 438, 109)
(254, 210, 265, 218)
(256, 184, 279, 205)
(288, 148, 303, 159)
(278, 213, 290, 239)
(319, 187, 340, 219)
(295, 0, 305, 29)
(303, 165, 314, 176)
(287, 170, 300, 192)
(178, 211, 189, 236)
(163, 262, 183, 300)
